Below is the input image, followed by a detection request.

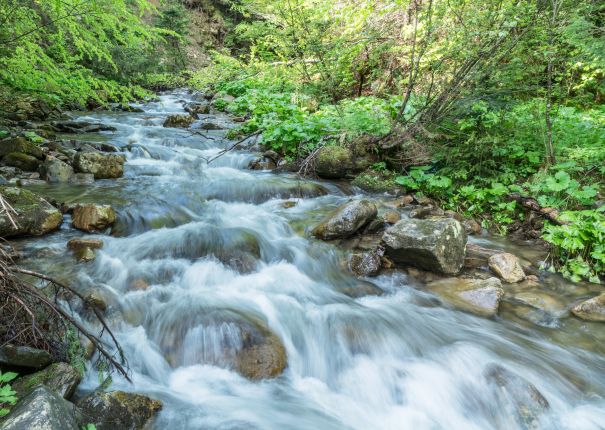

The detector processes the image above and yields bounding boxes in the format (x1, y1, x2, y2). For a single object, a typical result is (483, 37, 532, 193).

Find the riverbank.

(1, 91, 604, 429)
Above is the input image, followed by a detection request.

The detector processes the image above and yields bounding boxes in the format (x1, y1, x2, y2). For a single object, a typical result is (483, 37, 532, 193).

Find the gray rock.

(163, 114, 194, 128)
(349, 252, 382, 277)
(0, 345, 53, 369)
(485, 364, 550, 430)
(184, 102, 210, 115)
(312, 200, 377, 240)
(383, 218, 466, 275)
(0, 187, 63, 237)
(571, 294, 605, 322)
(199, 122, 223, 130)
(488, 253, 525, 283)
(73, 152, 124, 179)
(11, 363, 81, 399)
(0, 386, 81, 430)
(40, 157, 74, 183)
(76, 391, 162, 430)
(427, 277, 504, 317)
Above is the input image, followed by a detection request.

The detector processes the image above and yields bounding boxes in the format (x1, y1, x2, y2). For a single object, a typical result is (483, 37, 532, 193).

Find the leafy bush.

(543, 209, 605, 283)
(0, 371, 18, 417)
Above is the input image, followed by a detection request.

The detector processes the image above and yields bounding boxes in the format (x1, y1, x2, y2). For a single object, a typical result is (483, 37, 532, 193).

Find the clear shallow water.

(16, 92, 605, 429)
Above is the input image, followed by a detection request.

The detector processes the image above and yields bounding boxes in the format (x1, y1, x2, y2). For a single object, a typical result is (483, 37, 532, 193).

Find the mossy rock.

(11, 363, 81, 399)
(76, 391, 162, 430)
(0, 136, 44, 159)
(315, 146, 355, 179)
(163, 114, 195, 128)
(352, 173, 398, 194)
(0, 186, 63, 237)
(1, 152, 41, 171)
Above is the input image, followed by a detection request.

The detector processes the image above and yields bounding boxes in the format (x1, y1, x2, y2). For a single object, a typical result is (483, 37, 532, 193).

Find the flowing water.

(17, 92, 605, 429)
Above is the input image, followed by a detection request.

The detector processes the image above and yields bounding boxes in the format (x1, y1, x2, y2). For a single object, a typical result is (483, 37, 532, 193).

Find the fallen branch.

(12, 268, 130, 381)
(507, 193, 566, 226)
(206, 131, 262, 165)
(0, 193, 19, 231)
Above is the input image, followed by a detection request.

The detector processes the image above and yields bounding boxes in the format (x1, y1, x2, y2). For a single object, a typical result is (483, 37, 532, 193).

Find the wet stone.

(571, 294, 605, 322)
(76, 391, 162, 430)
(312, 200, 377, 240)
(0, 345, 53, 369)
(11, 362, 81, 399)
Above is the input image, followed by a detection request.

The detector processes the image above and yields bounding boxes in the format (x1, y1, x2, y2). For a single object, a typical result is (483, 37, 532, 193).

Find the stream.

(14, 91, 605, 429)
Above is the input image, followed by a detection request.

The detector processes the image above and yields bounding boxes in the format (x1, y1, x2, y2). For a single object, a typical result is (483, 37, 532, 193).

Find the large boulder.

(427, 277, 504, 317)
(484, 364, 550, 430)
(40, 157, 74, 183)
(1, 153, 41, 171)
(488, 253, 525, 283)
(0, 137, 44, 159)
(0, 345, 53, 370)
(315, 146, 355, 179)
(11, 363, 81, 399)
(0, 187, 63, 237)
(571, 294, 605, 322)
(71, 204, 116, 232)
(383, 218, 466, 275)
(163, 114, 195, 128)
(73, 152, 124, 179)
(0, 386, 81, 430)
(76, 391, 162, 430)
(312, 200, 377, 240)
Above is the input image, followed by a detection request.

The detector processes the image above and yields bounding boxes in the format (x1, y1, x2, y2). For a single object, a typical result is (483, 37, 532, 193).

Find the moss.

(0, 137, 44, 159)
(2, 152, 41, 171)
(352, 173, 397, 193)
(318, 146, 352, 165)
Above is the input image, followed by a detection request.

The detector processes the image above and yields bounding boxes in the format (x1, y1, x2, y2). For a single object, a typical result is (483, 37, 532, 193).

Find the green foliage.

(0, 0, 178, 106)
(0, 371, 18, 417)
(82, 424, 97, 430)
(66, 328, 87, 376)
(543, 208, 605, 283)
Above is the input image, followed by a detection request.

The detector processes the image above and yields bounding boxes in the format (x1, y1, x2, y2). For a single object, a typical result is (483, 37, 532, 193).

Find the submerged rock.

(383, 218, 466, 275)
(163, 114, 195, 128)
(571, 294, 605, 322)
(0, 187, 63, 237)
(427, 277, 504, 317)
(488, 253, 525, 283)
(72, 204, 116, 232)
(12, 363, 81, 399)
(76, 391, 162, 430)
(485, 364, 550, 430)
(312, 200, 377, 240)
(73, 152, 124, 179)
(40, 157, 74, 183)
(0, 386, 81, 430)
(235, 331, 288, 380)
(74, 247, 96, 262)
(0, 345, 53, 369)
